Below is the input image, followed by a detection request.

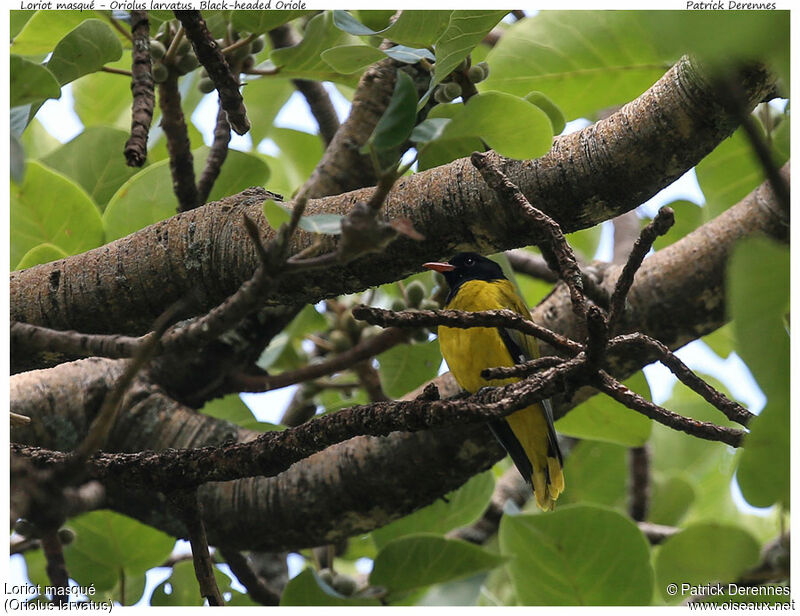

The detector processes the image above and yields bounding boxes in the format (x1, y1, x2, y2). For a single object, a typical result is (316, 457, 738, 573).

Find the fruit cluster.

(433, 59, 490, 104)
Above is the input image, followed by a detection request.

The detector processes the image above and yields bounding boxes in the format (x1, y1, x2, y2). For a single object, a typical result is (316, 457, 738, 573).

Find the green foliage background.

(10, 9, 789, 606)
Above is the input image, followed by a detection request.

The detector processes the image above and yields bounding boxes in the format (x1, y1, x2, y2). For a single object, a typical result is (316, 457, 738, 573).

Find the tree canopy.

(10, 9, 790, 607)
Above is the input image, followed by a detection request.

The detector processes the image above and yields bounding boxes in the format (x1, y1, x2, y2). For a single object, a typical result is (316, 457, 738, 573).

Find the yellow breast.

(438, 279, 524, 393)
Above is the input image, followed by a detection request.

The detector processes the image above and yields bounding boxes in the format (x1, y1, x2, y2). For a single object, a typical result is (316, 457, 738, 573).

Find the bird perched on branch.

(424, 252, 564, 510)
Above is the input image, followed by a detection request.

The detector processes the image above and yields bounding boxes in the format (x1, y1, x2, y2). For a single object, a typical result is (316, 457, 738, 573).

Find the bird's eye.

(464, 257, 475, 266)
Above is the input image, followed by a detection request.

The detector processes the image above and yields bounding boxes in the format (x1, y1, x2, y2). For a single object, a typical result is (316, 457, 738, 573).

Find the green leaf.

(648, 473, 695, 527)
(72, 51, 135, 130)
(270, 127, 325, 188)
(367, 71, 418, 151)
(15, 243, 68, 270)
(568, 224, 603, 261)
(41, 127, 139, 210)
(334, 10, 452, 48)
(383, 45, 435, 64)
(410, 117, 451, 144)
(483, 11, 673, 120)
(10, 55, 60, 107)
(299, 214, 344, 235)
(46, 19, 123, 86)
(370, 535, 506, 595)
(437, 92, 553, 160)
(654, 523, 760, 603)
(11, 135, 26, 185)
(416, 104, 482, 171)
(11, 161, 103, 268)
(19, 119, 61, 160)
(242, 78, 296, 147)
(63, 510, 175, 592)
(10, 10, 92, 55)
(271, 12, 355, 81)
(524, 91, 566, 135)
(702, 323, 735, 359)
(377, 339, 442, 399)
(103, 148, 269, 241)
(281, 569, 380, 606)
(231, 10, 312, 34)
(696, 123, 789, 220)
(729, 237, 789, 508)
(321, 44, 386, 74)
(151, 560, 231, 606)
(11, 10, 36, 40)
(372, 471, 494, 549)
(555, 372, 652, 446)
(423, 11, 508, 108)
(262, 199, 291, 230)
(651, 200, 704, 251)
(556, 440, 628, 510)
(200, 393, 257, 426)
(499, 505, 653, 605)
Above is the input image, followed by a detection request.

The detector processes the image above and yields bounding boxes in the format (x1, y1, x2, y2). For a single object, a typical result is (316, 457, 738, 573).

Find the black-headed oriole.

(424, 252, 564, 510)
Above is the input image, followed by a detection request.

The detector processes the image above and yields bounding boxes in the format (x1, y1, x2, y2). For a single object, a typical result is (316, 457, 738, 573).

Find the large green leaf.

(729, 237, 789, 508)
(19, 118, 61, 160)
(280, 569, 380, 606)
(10, 10, 92, 55)
(11, 161, 103, 268)
(484, 11, 672, 120)
(270, 12, 356, 82)
(63, 510, 175, 592)
(424, 11, 508, 107)
(41, 127, 139, 210)
(437, 91, 553, 160)
(696, 121, 790, 220)
(270, 127, 325, 189)
(372, 471, 494, 549)
(370, 535, 506, 596)
(15, 243, 69, 270)
(103, 148, 270, 241)
(321, 44, 386, 74)
(46, 19, 123, 86)
(367, 71, 418, 151)
(416, 103, 483, 172)
(377, 339, 442, 399)
(334, 10, 453, 48)
(10, 55, 60, 107)
(648, 472, 695, 527)
(72, 51, 135, 130)
(556, 440, 627, 510)
(242, 78, 296, 147)
(555, 372, 652, 446)
(654, 522, 760, 603)
(499, 505, 653, 605)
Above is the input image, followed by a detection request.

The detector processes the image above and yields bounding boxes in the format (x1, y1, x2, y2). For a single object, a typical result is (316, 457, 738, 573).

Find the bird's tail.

(491, 400, 565, 511)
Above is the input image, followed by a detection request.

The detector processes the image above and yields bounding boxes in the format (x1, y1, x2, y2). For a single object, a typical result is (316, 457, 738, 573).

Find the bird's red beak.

(423, 261, 455, 273)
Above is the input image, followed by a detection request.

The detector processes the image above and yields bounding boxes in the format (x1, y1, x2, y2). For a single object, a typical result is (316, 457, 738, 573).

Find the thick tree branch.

(10, 59, 776, 346)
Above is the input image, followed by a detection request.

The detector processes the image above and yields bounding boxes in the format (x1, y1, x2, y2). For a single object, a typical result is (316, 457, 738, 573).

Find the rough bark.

(11, 168, 789, 550)
(10, 59, 775, 348)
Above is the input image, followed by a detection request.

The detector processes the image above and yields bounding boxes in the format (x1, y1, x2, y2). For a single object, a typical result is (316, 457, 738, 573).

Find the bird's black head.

(423, 252, 506, 301)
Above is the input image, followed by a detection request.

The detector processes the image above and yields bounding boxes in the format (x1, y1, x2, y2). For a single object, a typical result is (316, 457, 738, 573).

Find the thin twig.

(124, 10, 155, 167)
(607, 206, 674, 333)
(101, 66, 133, 76)
(471, 151, 587, 321)
(174, 11, 250, 135)
(610, 333, 754, 426)
(158, 72, 199, 211)
(219, 548, 280, 606)
(196, 103, 231, 205)
(40, 530, 69, 606)
(105, 12, 134, 42)
(232, 327, 408, 393)
(72, 300, 187, 463)
(594, 371, 745, 447)
(352, 305, 583, 356)
(628, 445, 650, 522)
(11, 321, 147, 359)
(170, 489, 224, 606)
